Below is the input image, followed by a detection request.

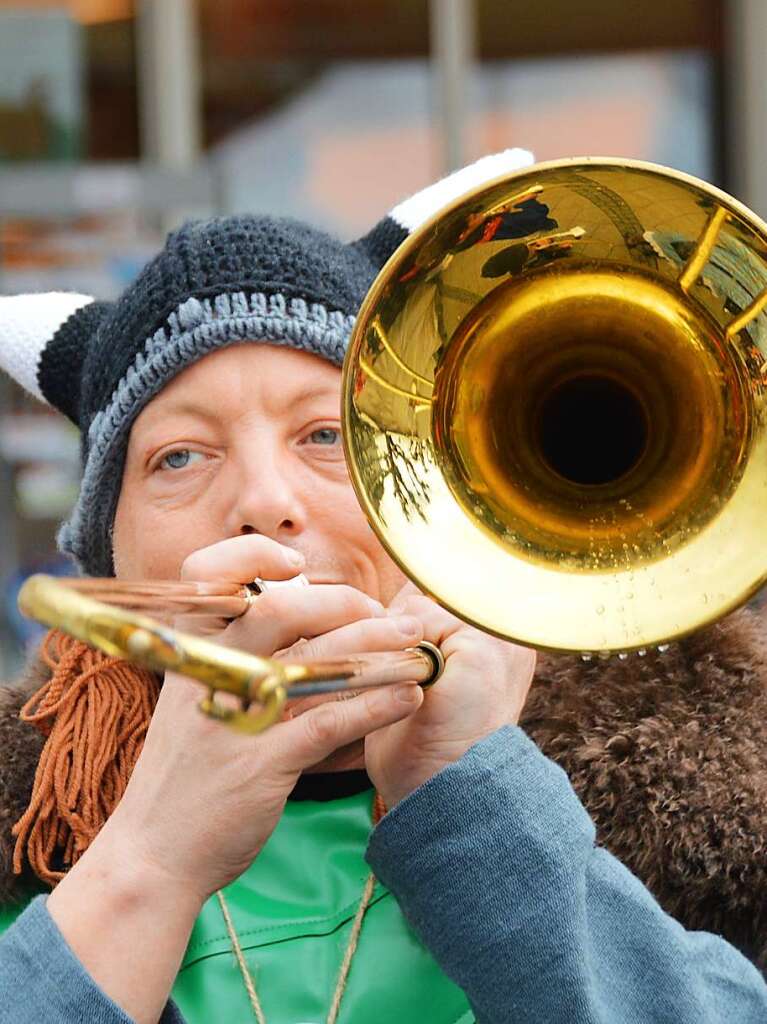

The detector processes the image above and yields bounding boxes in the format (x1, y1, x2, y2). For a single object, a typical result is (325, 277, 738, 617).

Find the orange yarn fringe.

(12, 629, 160, 888)
(373, 792, 386, 825)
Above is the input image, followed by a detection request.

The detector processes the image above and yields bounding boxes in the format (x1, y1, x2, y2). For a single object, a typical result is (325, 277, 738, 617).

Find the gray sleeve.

(0, 895, 186, 1024)
(367, 725, 767, 1024)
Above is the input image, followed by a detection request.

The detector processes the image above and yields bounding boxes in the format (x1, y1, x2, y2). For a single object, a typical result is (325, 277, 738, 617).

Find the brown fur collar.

(1, 611, 766, 971)
(0, 657, 46, 906)
(525, 606, 767, 971)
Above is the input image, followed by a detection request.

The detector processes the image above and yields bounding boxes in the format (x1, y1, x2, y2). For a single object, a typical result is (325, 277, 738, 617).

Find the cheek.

(112, 484, 142, 578)
(316, 488, 371, 545)
(112, 481, 215, 580)
(315, 488, 406, 599)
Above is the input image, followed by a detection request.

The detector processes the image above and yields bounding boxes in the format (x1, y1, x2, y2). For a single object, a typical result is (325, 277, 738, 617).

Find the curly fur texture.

(0, 610, 765, 973)
(525, 606, 767, 972)
(0, 659, 46, 906)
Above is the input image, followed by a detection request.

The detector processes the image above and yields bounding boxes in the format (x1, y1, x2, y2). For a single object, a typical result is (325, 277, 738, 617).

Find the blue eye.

(309, 428, 340, 446)
(159, 449, 201, 470)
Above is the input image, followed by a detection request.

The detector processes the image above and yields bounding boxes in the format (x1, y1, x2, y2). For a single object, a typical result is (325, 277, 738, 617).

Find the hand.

(47, 536, 427, 1024)
(365, 584, 537, 810)
(103, 535, 426, 902)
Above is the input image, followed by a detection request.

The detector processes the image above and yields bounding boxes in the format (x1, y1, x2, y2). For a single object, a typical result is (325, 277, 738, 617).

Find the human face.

(112, 343, 406, 603)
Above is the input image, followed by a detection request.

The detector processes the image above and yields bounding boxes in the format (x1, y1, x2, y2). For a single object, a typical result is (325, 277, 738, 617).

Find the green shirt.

(173, 789, 472, 1023)
(0, 789, 471, 1024)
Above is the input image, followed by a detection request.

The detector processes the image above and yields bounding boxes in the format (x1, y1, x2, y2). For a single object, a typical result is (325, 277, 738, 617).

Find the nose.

(228, 440, 305, 541)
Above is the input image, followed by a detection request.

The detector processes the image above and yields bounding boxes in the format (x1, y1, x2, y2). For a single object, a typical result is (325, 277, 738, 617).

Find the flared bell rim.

(342, 158, 767, 653)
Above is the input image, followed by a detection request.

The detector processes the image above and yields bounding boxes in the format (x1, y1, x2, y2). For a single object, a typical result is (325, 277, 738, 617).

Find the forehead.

(133, 343, 343, 429)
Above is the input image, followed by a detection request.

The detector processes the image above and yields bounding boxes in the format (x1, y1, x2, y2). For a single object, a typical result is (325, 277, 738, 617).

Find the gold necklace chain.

(216, 793, 385, 1024)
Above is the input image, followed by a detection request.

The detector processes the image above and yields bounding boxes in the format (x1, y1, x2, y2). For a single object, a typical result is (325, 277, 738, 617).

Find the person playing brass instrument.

(0, 151, 765, 1023)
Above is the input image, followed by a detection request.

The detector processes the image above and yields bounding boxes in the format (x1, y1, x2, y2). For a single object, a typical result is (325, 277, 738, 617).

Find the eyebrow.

(281, 383, 340, 405)
(153, 383, 340, 423)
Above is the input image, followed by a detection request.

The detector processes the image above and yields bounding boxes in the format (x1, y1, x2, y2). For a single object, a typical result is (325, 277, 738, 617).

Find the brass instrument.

(19, 157, 767, 730)
(17, 575, 444, 733)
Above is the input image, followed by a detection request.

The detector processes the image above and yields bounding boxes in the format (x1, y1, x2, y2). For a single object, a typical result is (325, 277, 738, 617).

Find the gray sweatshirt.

(0, 726, 765, 1023)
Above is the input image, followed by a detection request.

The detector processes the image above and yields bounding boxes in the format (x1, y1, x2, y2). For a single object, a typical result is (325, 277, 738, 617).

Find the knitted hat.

(0, 149, 534, 577)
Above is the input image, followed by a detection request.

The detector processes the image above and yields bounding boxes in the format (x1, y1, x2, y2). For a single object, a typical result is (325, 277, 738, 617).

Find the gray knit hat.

(0, 149, 533, 576)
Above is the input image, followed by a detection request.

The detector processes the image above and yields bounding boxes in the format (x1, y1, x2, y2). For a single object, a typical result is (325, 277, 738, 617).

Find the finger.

(393, 593, 533, 679)
(270, 683, 424, 774)
(388, 591, 464, 645)
(277, 614, 423, 663)
(224, 584, 385, 655)
(180, 534, 305, 585)
(388, 581, 422, 614)
(390, 594, 537, 704)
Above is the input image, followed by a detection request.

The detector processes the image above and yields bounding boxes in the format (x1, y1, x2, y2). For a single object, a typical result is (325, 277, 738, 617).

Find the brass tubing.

(58, 577, 253, 619)
(18, 575, 444, 734)
(282, 643, 444, 696)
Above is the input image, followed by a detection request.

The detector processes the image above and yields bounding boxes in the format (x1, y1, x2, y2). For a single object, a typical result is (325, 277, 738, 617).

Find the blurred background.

(0, 0, 762, 670)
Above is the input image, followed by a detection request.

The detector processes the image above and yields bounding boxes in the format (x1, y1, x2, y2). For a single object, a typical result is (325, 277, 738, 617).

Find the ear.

(357, 148, 535, 269)
(0, 293, 111, 424)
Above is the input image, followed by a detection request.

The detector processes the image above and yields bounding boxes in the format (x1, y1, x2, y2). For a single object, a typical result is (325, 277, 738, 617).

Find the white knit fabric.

(389, 148, 535, 234)
(0, 292, 93, 402)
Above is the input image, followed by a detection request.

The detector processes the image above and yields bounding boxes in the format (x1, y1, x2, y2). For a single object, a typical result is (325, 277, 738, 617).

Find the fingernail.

(367, 598, 385, 617)
(392, 616, 422, 639)
(287, 549, 305, 567)
(395, 684, 419, 703)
